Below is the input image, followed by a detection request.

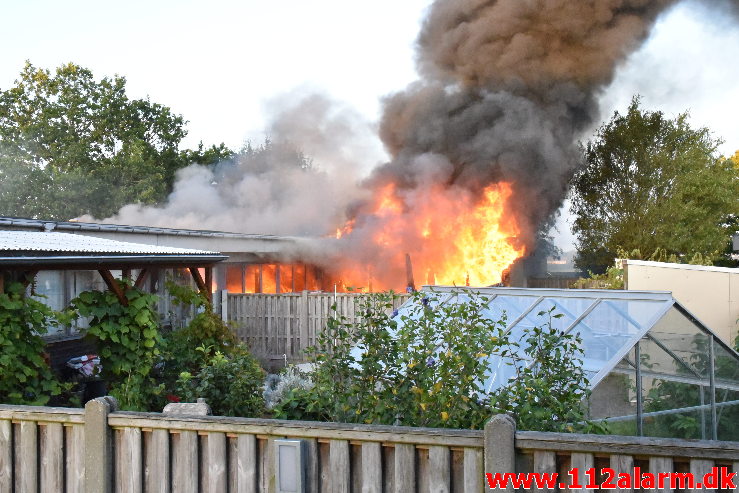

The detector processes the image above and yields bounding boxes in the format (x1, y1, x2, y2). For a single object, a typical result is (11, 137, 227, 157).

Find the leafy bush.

(69, 280, 163, 410)
(160, 283, 243, 384)
(273, 290, 601, 432)
(491, 308, 606, 433)
(0, 282, 65, 405)
(160, 283, 266, 415)
(264, 365, 314, 411)
(175, 349, 265, 417)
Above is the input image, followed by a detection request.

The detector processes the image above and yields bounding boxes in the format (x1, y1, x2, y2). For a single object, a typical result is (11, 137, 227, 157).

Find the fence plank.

(533, 451, 556, 493)
(463, 448, 482, 493)
(569, 453, 594, 493)
(119, 427, 143, 493)
(647, 456, 672, 493)
(0, 420, 11, 493)
(40, 423, 64, 493)
(304, 438, 319, 493)
(609, 455, 633, 493)
(394, 444, 415, 493)
(361, 442, 382, 493)
(66, 424, 85, 493)
(330, 439, 350, 493)
(145, 429, 170, 493)
(172, 431, 198, 493)
(260, 437, 276, 493)
(19, 421, 38, 493)
(689, 459, 714, 493)
(205, 432, 227, 493)
(237, 434, 257, 493)
(429, 446, 450, 493)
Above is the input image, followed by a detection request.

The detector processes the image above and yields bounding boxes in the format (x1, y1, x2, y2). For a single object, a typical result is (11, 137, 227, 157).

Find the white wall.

(624, 260, 739, 346)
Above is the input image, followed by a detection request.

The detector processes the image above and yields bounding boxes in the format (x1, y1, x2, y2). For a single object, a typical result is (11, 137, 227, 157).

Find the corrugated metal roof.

(0, 231, 220, 255)
(0, 216, 294, 241)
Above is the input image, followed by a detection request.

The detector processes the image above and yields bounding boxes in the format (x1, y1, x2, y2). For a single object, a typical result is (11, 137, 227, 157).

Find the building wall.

(624, 260, 739, 346)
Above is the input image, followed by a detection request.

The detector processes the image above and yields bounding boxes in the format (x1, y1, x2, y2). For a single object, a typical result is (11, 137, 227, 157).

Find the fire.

(331, 182, 525, 291)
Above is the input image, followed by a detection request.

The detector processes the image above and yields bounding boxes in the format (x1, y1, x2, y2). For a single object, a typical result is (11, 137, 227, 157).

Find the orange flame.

(331, 182, 525, 291)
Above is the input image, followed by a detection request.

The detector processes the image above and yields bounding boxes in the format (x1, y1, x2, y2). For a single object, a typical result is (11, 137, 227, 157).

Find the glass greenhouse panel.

(590, 371, 638, 419)
(641, 376, 709, 440)
(648, 308, 711, 379)
(715, 389, 739, 441)
(479, 295, 539, 325)
(567, 300, 664, 374)
(482, 354, 528, 392)
(714, 342, 739, 386)
(503, 297, 592, 353)
(637, 335, 701, 380)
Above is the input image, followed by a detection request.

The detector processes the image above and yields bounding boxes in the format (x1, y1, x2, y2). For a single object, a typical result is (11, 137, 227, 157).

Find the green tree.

(570, 97, 739, 273)
(0, 62, 231, 220)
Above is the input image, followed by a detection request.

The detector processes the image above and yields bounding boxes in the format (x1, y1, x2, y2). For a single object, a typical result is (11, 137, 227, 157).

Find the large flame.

(330, 182, 525, 291)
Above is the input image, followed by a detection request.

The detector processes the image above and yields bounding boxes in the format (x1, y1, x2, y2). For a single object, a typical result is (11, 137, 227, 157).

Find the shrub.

(491, 307, 606, 433)
(274, 290, 602, 432)
(175, 350, 265, 417)
(264, 365, 314, 411)
(160, 283, 244, 387)
(0, 281, 65, 405)
(69, 280, 163, 410)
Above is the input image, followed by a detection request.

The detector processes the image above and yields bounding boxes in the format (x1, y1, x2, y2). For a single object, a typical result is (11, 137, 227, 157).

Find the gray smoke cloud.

(100, 92, 381, 236)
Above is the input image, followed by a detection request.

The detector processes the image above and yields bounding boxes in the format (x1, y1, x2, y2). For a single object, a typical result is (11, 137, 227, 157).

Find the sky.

(1, 0, 738, 250)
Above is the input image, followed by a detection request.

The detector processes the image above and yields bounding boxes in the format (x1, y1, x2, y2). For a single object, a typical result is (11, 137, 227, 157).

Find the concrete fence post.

(220, 289, 229, 322)
(484, 414, 516, 493)
(85, 396, 118, 493)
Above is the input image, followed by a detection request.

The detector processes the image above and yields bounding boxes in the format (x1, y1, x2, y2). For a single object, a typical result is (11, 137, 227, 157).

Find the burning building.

(92, 0, 715, 292)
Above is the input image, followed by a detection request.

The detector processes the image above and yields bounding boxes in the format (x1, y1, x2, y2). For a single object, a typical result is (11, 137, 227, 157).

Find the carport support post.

(484, 414, 516, 493)
(85, 396, 118, 493)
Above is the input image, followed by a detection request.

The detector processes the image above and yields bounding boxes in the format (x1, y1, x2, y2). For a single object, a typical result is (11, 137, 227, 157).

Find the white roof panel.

(0, 231, 219, 255)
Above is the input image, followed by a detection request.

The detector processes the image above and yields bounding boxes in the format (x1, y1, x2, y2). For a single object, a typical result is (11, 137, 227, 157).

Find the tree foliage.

(0, 62, 232, 220)
(570, 97, 739, 273)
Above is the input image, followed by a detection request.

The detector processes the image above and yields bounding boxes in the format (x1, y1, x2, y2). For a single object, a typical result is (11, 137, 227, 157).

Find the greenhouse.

(393, 286, 739, 441)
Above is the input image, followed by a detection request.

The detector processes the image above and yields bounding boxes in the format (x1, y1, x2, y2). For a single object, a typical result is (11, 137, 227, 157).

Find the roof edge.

(422, 285, 675, 301)
(0, 216, 297, 242)
(624, 259, 739, 274)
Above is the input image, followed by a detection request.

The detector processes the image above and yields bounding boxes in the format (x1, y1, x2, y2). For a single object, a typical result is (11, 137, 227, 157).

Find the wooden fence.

(1, 399, 738, 493)
(223, 292, 409, 364)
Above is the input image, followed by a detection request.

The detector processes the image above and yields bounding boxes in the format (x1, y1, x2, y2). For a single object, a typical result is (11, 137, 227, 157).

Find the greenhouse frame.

(394, 286, 739, 441)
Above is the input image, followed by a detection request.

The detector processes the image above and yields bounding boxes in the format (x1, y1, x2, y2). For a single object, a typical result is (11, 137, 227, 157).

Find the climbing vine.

(0, 281, 65, 405)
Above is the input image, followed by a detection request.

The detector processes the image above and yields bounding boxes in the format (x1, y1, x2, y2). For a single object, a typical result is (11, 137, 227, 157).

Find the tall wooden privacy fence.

(223, 292, 409, 363)
(2, 399, 738, 493)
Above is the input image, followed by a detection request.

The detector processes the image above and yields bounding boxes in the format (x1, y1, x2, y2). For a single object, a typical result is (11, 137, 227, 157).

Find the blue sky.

(1, 0, 737, 248)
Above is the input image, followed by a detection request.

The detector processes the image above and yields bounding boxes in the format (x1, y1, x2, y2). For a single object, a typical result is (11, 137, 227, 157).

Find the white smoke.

(98, 91, 384, 236)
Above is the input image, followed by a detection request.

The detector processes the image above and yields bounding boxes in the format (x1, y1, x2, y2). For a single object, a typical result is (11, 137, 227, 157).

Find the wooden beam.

(0, 272, 4, 294)
(122, 269, 132, 281)
(405, 253, 416, 292)
(204, 267, 213, 304)
(189, 267, 208, 295)
(98, 270, 128, 306)
(134, 269, 149, 290)
(21, 271, 38, 288)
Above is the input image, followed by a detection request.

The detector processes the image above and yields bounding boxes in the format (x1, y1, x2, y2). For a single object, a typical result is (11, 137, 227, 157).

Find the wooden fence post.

(85, 396, 118, 493)
(484, 414, 516, 493)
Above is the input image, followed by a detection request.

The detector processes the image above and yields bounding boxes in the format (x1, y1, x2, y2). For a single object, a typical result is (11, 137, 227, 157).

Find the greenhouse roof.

(394, 286, 739, 440)
(399, 287, 681, 390)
